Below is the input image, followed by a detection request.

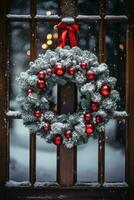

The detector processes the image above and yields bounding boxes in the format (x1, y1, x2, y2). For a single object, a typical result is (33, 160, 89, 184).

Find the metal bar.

(0, 0, 9, 186)
(98, 0, 106, 185)
(29, 0, 37, 186)
(6, 110, 128, 119)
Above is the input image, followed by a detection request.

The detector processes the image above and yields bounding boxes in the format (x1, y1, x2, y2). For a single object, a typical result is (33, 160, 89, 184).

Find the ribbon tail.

(57, 30, 67, 48)
(68, 29, 78, 47)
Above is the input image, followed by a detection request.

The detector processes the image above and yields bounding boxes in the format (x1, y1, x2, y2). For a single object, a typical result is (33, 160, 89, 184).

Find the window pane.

(37, 0, 58, 15)
(105, 23, 126, 182)
(9, 22, 30, 111)
(78, 0, 99, 15)
(9, 0, 30, 14)
(36, 136, 57, 182)
(77, 139, 98, 182)
(37, 22, 58, 54)
(106, 0, 126, 15)
(106, 23, 126, 111)
(78, 23, 99, 55)
(105, 120, 125, 182)
(9, 120, 29, 181)
(36, 22, 57, 181)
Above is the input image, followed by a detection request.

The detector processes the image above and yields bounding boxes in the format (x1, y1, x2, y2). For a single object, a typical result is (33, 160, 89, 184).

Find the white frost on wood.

(62, 17, 74, 24)
(34, 182, 58, 188)
(6, 111, 128, 119)
(6, 110, 22, 118)
(6, 180, 30, 187)
(113, 111, 128, 118)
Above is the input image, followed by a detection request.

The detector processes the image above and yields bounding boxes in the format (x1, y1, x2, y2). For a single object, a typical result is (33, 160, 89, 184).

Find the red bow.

(56, 21, 79, 48)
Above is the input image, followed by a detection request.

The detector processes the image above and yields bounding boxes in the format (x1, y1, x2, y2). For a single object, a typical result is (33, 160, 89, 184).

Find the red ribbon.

(56, 21, 79, 48)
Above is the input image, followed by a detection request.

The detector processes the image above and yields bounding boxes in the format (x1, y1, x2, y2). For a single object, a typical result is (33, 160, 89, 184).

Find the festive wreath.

(17, 18, 121, 148)
(17, 45, 120, 149)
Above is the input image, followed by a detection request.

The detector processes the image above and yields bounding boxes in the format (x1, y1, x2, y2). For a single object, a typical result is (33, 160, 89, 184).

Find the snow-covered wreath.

(17, 46, 120, 148)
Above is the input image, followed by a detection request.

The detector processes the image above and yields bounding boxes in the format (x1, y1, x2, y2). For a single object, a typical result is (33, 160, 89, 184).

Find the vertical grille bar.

(57, 84, 77, 186)
(98, 0, 106, 185)
(0, 0, 9, 185)
(29, 0, 37, 186)
(125, 23, 130, 183)
(57, 0, 77, 186)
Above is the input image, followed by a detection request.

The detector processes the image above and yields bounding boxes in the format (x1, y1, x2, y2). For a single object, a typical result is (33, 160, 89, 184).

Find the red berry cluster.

(84, 113, 94, 136)
(54, 64, 76, 76)
(84, 101, 104, 136)
(53, 130, 72, 146)
(37, 71, 46, 89)
(54, 63, 97, 79)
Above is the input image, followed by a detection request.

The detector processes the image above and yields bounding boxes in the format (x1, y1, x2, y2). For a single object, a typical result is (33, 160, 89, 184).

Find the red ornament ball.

(90, 102, 99, 112)
(100, 84, 111, 97)
(85, 124, 94, 135)
(80, 62, 88, 70)
(53, 134, 63, 145)
(64, 130, 72, 139)
(42, 123, 51, 133)
(37, 70, 46, 79)
(54, 64, 65, 76)
(86, 70, 96, 80)
(84, 113, 92, 123)
(37, 80, 46, 89)
(95, 115, 103, 124)
(27, 88, 33, 95)
(34, 110, 42, 119)
(47, 68, 53, 76)
(68, 67, 75, 76)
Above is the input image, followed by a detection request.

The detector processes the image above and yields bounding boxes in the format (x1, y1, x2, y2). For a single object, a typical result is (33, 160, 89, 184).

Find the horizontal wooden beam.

(6, 14, 128, 22)
(104, 15, 128, 22)
(6, 14, 31, 21)
(6, 110, 128, 120)
(4, 182, 129, 200)
(76, 15, 101, 22)
(6, 180, 128, 188)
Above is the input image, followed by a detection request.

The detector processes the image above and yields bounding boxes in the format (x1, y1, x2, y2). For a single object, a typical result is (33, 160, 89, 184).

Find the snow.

(9, 119, 125, 183)
(113, 111, 128, 118)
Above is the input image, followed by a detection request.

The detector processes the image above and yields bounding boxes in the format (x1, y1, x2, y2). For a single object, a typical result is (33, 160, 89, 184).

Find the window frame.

(0, 0, 134, 199)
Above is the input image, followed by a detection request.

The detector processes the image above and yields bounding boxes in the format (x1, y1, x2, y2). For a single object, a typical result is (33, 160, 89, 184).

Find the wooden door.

(0, 0, 134, 199)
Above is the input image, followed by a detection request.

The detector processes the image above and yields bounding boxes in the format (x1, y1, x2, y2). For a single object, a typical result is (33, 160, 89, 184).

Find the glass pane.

(9, 0, 30, 14)
(78, 23, 99, 55)
(37, 22, 58, 54)
(78, 0, 99, 15)
(77, 139, 98, 182)
(9, 22, 30, 111)
(105, 120, 125, 182)
(9, 120, 29, 181)
(105, 23, 126, 111)
(36, 136, 57, 182)
(77, 22, 99, 182)
(106, 0, 126, 15)
(37, 0, 58, 15)
(105, 23, 126, 182)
